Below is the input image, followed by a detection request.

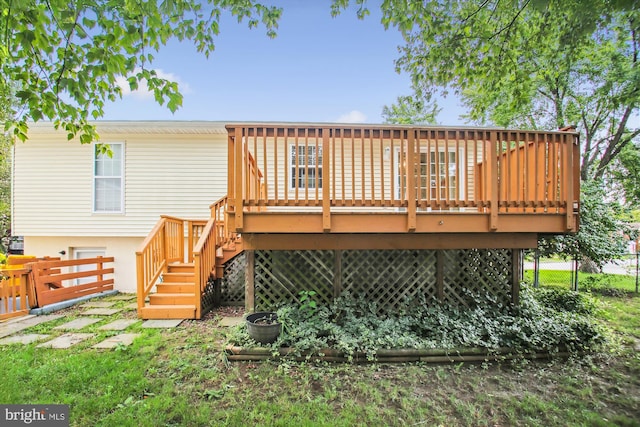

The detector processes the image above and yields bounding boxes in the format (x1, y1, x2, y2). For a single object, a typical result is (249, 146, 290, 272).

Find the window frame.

(289, 143, 323, 190)
(92, 142, 125, 214)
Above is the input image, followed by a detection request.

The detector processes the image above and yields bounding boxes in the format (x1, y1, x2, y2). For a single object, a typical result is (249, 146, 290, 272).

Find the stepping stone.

(124, 302, 138, 310)
(37, 333, 94, 349)
(219, 317, 244, 327)
(53, 318, 102, 330)
(81, 301, 115, 308)
(0, 315, 64, 339)
(109, 294, 136, 301)
(0, 334, 49, 345)
(81, 308, 121, 316)
(99, 319, 138, 331)
(141, 319, 183, 328)
(1, 314, 36, 325)
(92, 333, 141, 349)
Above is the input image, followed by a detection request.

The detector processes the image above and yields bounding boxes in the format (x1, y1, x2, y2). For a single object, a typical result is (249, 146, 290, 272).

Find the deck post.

(489, 133, 499, 231)
(436, 250, 444, 301)
(333, 250, 342, 298)
(322, 128, 331, 232)
(234, 127, 244, 232)
(245, 250, 255, 313)
(564, 133, 575, 231)
(406, 129, 417, 232)
(511, 249, 521, 304)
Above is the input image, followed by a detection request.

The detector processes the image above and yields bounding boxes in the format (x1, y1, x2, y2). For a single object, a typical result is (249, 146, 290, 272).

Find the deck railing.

(226, 125, 580, 232)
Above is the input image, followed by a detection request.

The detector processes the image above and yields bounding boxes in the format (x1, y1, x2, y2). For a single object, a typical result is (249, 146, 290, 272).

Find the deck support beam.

(245, 250, 255, 313)
(511, 249, 521, 304)
(242, 232, 537, 250)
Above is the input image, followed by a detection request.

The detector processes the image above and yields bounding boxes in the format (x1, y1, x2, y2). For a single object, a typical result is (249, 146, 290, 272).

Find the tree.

(382, 94, 439, 125)
(538, 181, 630, 271)
(0, 80, 13, 252)
(335, 0, 637, 268)
(1, 0, 281, 143)
(610, 142, 640, 207)
(334, 0, 639, 182)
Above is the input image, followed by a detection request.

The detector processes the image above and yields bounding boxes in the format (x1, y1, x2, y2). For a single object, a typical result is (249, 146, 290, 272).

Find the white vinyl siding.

(94, 143, 124, 213)
(13, 127, 228, 237)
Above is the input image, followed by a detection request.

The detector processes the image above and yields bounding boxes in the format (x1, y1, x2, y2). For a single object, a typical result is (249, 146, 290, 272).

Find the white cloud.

(115, 69, 191, 100)
(336, 110, 367, 123)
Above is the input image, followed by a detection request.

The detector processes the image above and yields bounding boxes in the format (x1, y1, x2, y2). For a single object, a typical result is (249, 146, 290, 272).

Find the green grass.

(524, 269, 638, 292)
(1, 293, 639, 426)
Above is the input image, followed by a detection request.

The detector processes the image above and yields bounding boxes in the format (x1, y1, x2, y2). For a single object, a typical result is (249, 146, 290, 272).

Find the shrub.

(226, 285, 608, 360)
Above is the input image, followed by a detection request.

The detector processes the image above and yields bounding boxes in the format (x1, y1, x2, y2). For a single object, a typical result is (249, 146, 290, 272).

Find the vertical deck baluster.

(273, 127, 278, 204)
(390, 133, 395, 205)
(351, 130, 355, 206)
(332, 128, 336, 206)
(370, 129, 375, 205)
(340, 129, 346, 206)
(534, 133, 540, 213)
(361, 128, 366, 206)
(456, 131, 461, 207)
(304, 128, 309, 205)
(294, 129, 299, 203)
(284, 130, 289, 204)
(380, 130, 385, 206)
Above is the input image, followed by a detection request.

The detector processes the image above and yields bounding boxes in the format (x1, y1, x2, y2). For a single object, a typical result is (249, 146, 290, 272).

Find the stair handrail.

(209, 196, 230, 246)
(192, 217, 217, 319)
(136, 216, 185, 312)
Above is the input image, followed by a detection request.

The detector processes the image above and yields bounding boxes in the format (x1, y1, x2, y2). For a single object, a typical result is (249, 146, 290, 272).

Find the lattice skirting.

(233, 249, 521, 312)
(201, 277, 218, 314)
(219, 254, 246, 306)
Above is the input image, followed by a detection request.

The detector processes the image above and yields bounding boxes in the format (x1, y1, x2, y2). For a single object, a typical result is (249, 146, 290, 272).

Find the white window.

(290, 144, 322, 189)
(94, 143, 124, 213)
(397, 147, 465, 201)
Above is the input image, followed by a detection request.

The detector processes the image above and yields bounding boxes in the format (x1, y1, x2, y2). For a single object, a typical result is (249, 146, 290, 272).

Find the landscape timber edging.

(225, 345, 574, 363)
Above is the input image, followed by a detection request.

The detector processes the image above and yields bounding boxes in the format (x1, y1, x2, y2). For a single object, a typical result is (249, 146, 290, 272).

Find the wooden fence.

(0, 268, 31, 320)
(0, 256, 115, 320)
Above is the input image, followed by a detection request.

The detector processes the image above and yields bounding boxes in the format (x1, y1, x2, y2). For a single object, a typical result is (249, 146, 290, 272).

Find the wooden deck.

(136, 124, 581, 319)
(226, 124, 579, 243)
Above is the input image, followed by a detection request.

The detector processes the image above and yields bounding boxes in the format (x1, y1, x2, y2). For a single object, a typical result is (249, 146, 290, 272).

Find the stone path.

(0, 314, 64, 339)
(54, 318, 102, 330)
(92, 333, 141, 349)
(81, 308, 122, 316)
(99, 319, 139, 331)
(0, 294, 184, 349)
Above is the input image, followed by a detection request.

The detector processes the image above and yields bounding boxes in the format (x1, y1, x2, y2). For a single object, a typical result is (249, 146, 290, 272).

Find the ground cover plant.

(227, 286, 608, 361)
(0, 289, 638, 426)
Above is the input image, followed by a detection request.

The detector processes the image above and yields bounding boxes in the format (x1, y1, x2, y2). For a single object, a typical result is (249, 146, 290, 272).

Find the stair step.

(156, 283, 194, 294)
(149, 293, 196, 305)
(168, 263, 194, 274)
(163, 272, 195, 283)
(139, 304, 197, 320)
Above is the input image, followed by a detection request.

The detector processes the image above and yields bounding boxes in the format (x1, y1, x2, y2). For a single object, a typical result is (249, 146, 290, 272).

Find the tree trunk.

(579, 257, 600, 273)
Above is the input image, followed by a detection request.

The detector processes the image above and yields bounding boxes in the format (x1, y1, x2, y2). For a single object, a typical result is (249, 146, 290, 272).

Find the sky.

(101, 0, 466, 125)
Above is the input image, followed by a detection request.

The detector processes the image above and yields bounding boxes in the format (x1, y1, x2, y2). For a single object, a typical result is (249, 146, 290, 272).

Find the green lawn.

(524, 269, 638, 293)
(1, 294, 639, 426)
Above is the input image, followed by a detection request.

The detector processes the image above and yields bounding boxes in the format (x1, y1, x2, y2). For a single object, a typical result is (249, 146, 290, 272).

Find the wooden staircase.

(139, 263, 198, 319)
(137, 199, 244, 320)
